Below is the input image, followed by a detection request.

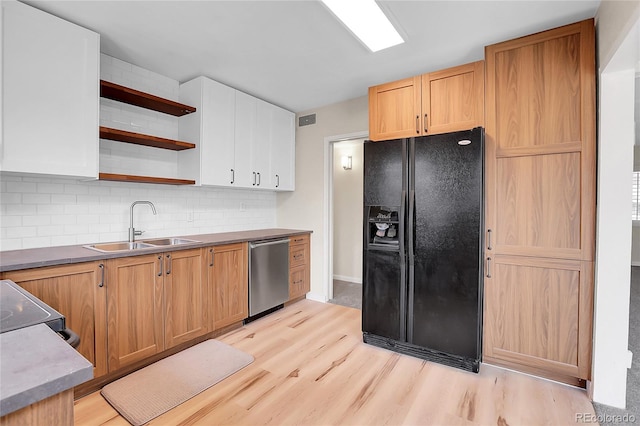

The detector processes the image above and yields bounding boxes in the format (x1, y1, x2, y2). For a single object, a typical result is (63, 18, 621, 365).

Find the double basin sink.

(84, 238, 199, 253)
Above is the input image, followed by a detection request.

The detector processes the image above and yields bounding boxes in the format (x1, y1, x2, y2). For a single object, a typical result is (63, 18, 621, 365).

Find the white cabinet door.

(254, 100, 274, 189)
(201, 79, 236, 186)
(2, 1, 99, 179)
(234, 91, 256, 188)
(270, 106, 295, 191)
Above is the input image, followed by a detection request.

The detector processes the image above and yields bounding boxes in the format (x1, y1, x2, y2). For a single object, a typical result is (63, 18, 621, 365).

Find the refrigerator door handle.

(407, 188, 416, 342)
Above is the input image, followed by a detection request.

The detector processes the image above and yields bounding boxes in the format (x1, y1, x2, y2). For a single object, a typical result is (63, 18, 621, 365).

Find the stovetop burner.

(0, 280, 65, 333)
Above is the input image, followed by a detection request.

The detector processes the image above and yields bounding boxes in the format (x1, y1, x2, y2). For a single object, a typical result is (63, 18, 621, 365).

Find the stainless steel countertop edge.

(0, 228, 312, 273)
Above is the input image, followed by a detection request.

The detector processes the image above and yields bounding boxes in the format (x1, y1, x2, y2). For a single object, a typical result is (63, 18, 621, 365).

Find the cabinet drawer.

(289, 243, 309, 268)
(289, 265, 309, 300)
(290, 234, 309, 246)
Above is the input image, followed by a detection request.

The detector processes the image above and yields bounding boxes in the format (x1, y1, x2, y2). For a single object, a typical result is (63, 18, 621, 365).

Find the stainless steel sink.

(84, 242, 156, 252)
(84, 238, 201, 253)
(141, 238, 200, 246)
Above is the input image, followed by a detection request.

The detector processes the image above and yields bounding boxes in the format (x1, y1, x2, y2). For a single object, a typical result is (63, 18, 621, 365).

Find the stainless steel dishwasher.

(248, 238, 290, 318)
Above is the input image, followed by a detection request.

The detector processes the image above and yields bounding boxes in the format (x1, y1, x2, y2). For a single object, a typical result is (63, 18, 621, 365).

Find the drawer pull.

(294, 254, 303, 260)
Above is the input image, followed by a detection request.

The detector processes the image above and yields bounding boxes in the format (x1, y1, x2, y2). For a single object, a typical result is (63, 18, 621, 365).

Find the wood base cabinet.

(288, 234, 310, 301)
(368, 61, 484, 141)
(105, 249, 207, 371)
(2, 262, 107, 378)
(483, 19, 596, 384)
(163, 248, 208, 349)
(105, 254, 164, 371)
(206, 243, 248, 330)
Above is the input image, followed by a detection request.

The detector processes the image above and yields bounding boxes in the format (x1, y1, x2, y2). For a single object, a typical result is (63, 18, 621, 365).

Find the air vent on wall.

(299, 114, 316, 127)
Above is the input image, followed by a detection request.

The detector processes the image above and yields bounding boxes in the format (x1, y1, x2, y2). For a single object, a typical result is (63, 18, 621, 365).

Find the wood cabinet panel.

(288, 234, 310, 301)
(423, 60, 485, 135)
(208, 243, 248, 330)
(105, 254, 164, 371)
(484, 257, 593, 379)
(2, 262, 107, 378)
(494, 33, 582, 150)
(164, 249, 208, 349)
(496, 152, 581, 254)
(484, 19, 596, 383)
(289, 265, 309, 301)
(368, 76, 422, 141)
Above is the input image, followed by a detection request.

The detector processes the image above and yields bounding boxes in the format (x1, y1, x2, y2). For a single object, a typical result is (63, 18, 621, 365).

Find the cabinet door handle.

(98, 263, 104, 287)
(166, 253, 171, 275)
(424, 114, 428, 133)
(257, 172, 261, 186)
(276, 174, 280, 188)
(230, 169, 235, 184)
(252, 172, 256, 186)
(415, 115, 420, 134)
(158, 255, 163, 277)
(209, 248, 214, 267)
(486, 257, 492, 278)
(487, 229, 493, 250)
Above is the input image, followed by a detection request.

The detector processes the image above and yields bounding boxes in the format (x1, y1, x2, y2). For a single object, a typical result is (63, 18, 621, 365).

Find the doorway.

(327, 138, 365, 309)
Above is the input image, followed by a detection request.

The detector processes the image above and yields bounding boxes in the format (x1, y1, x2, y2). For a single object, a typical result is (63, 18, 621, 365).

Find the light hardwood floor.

(74, 300, 597, 425)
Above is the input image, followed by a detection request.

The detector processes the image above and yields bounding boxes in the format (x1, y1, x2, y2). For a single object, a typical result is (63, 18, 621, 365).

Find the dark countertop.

(0, 228, 312, 272)
(0, 323, 93, 416)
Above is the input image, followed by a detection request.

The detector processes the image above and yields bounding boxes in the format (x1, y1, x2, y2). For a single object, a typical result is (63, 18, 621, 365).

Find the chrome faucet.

(129, 201, 157, 242)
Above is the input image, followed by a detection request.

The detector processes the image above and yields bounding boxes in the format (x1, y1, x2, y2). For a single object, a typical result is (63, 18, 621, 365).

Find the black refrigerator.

(362, 127, 484, 372)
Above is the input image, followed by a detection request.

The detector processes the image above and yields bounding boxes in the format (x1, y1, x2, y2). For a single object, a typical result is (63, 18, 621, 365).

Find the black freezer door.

(362, 139, 407, 341)
(408, 128, 483, 359)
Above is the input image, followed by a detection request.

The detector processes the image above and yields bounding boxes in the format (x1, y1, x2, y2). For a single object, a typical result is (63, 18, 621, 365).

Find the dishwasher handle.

(250, 239, 289, 249)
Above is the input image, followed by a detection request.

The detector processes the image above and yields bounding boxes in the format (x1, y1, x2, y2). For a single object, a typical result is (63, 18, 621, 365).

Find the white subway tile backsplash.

(6, 182, 37, 193)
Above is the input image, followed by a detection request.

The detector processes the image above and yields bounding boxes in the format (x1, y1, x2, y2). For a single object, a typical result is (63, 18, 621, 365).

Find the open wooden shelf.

(99, 127, 195, 151)
(100, 80, 196, 116)
(99, 173, 195, 185)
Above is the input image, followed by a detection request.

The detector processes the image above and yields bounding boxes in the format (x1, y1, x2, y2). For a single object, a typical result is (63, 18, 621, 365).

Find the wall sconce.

(342, 155, 352, 170)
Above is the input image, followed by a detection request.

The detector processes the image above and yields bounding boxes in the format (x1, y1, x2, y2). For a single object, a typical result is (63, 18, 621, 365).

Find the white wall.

(0, 54, 276, 251)
(332, 140, 364, 283)
(592, 0, 640, 408)
(276, 96, 368, 301)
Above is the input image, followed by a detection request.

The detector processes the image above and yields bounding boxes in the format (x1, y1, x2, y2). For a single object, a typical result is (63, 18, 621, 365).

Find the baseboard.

(333, 275, 362, 284)
(305, 292, 327, 303)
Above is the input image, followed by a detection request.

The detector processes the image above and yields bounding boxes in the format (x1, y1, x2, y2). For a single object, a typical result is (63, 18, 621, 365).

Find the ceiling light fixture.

(321, 0, 404, 52)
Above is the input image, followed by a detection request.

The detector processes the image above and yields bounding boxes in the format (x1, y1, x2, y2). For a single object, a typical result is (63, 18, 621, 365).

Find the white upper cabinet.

(1, 1, 99, 179)
(179, 77, 236, 186)
(269, 105, 295, 191)
(179, 76, 295, 191)
(234, 91, 258, 188)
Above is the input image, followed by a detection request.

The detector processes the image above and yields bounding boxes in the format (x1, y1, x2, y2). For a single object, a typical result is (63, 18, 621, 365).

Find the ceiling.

(24, 0, 600, 113)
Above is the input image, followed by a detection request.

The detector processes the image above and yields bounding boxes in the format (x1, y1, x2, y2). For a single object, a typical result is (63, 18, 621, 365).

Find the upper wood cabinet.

(483, 19, 596, 385)
(1, 1, 99, 178)
(178, 76, 295, 191)
(2, 262, 108, 378)
(368, 61, 484, 141)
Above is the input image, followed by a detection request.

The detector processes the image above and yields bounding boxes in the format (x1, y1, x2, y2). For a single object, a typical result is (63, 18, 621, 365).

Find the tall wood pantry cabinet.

(483, 19, 596, 386)
(368, 61, 484, 141)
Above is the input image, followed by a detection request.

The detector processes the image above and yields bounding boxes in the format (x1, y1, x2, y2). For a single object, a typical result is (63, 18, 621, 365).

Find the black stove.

(0, 279, 65, 334)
